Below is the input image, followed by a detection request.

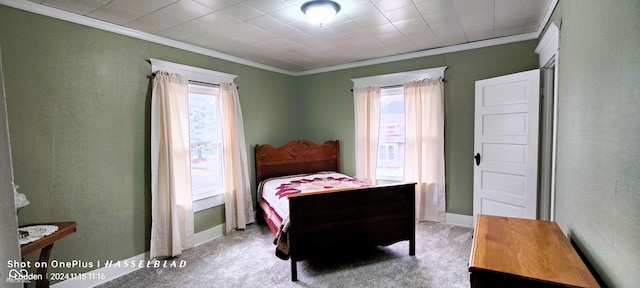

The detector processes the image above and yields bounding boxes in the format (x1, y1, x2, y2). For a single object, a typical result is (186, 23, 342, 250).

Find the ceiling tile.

(198, 11, 242, 27)
(406, 31, 441, 49)
(381, 37, 418, 54)
(269, 5, 305, 24)
(460, 17, 494, 41)
(192, 0, 242, 11)
(224, 24, 276, 42)
(243, 0, 290, 14)
(266, 24, 303, 37)
(340, 1, 382, 19)
(245, 15, 286, 30)
(88, 0, 178, 25)
(125, 0, 214, 33)
(281, 0, 308, 5)
(88, 4, 143, 25)
(369, 0, 415, 13)
(341, 30, 376, 42)
(219, 3, 264, 21)
(288, 33, 331, 49)
(157, 19, 213, 40)
(429, 21, 467, 46)
(40, 0, 111, 15)
(382, 5, 422, 23)
(185, 31, 222, 48)
(454, 0, 495, 15)
(331, 19, 365, 34)
(252, 38, 298, 51)
(103, 0, 176, 17)
(366, 22, 401, 35)
(417, 0, 458, 24)
(414, 0, 456, 15)
(455, 0, 495, 41)
(392, 17, 431, 36)
(352, 13, 391, 28)
(375, 29, 410, 42)
(422, 8, 468, 46)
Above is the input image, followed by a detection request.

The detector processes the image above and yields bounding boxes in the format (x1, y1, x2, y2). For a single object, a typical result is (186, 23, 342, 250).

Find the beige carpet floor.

(97, 221, 473, 288)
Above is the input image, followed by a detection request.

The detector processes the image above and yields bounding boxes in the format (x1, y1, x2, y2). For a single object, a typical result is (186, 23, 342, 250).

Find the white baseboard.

(445, 213, 474, 228)
(51, 224, 225, 288)
(194, 224, 225, 247)
(49, 252, 148, 288)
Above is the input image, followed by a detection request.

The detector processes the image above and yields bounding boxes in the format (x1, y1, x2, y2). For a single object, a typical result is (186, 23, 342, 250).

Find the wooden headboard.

(254, 139, 340, 185)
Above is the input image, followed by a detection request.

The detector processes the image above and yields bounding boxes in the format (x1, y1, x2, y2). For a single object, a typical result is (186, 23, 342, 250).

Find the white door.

(473, 70, 540, 225)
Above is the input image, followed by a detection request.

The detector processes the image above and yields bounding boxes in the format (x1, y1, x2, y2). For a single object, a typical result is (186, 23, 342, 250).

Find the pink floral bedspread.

(258, 172, 370, 260)
(273, 175, 369, 199)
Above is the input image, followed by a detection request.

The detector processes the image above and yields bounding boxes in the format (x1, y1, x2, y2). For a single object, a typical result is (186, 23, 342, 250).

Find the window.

(377, 86, 405, 183)
(188, 83, 224, 204)
(378, 143, 398, 162)
(150, 58, 237, 212)
(352, 67, 446, 185)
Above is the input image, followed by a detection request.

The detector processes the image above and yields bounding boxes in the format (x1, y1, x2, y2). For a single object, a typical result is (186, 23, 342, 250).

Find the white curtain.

(404, 78, 446, 222)
(353, 86, 381, 185)
(150, 71, 194, 259)
(220, 82, 254, 234)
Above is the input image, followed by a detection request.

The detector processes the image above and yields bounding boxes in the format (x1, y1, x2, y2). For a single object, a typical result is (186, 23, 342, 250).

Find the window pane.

(376, 87, 404, 184)
(379, 144, 387, 160)
(188, 84, 223, 199)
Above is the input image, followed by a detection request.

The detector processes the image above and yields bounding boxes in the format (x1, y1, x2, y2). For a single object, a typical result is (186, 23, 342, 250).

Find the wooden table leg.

(36, 243, 54, 288)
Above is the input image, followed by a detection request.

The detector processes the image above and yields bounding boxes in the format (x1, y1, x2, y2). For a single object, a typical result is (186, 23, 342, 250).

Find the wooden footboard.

(287, 183, 416, 281)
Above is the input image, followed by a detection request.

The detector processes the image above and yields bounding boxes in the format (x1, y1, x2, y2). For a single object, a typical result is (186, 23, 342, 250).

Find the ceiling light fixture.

(301, 0, 341, 26)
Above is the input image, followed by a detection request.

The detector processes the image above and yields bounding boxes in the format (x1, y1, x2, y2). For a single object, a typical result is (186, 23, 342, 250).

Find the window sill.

(194, 193, 224, 212)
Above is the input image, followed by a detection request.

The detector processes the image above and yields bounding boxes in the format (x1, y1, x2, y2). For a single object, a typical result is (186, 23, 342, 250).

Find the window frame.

(150, 59, 237, 212)
(188, 82, 224, 208)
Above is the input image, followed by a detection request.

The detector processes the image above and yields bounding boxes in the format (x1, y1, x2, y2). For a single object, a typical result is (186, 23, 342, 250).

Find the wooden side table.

(469, 215, 599, 288)
(20, 221, 77, 288)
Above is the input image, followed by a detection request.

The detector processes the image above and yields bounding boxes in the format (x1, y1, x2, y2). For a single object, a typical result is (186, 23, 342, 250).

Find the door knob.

(475, 153, 481, 166)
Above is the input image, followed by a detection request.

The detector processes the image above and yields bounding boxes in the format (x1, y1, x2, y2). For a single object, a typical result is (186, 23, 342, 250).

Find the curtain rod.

(150, 73, 238, 89)
(188, 80, 220, 87)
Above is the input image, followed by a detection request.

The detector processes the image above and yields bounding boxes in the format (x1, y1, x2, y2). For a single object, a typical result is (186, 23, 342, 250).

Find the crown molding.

(535, 21, 561, 67)
(295, 33, 539, 76)
(1, 0, 559, 77)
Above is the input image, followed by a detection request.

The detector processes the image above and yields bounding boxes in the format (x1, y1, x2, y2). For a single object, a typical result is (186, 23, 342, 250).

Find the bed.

(255, 139, 416, 281)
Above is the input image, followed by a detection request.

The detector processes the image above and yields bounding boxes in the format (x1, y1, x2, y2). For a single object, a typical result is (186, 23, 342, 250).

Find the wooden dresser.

(469, 214, 599, 288)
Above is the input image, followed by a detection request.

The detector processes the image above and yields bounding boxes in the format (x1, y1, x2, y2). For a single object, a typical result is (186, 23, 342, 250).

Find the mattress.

(258, 172, 370, 234)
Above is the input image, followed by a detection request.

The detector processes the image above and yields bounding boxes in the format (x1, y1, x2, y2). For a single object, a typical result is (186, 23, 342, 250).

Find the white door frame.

(535, 21, 561, 221)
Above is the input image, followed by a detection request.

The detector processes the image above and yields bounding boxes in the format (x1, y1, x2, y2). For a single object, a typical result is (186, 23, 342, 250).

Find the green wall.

(551, 1, 640, 287)
(295, 41, 539, 215)
(0, 5, 297, 277)
(8, 2, 638, 287)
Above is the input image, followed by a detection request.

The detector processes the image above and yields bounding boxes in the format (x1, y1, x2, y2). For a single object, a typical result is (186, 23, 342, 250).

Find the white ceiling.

(23, 0, 555, 73)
